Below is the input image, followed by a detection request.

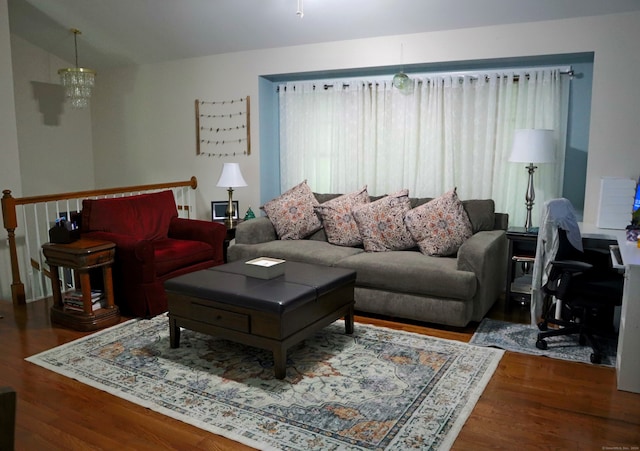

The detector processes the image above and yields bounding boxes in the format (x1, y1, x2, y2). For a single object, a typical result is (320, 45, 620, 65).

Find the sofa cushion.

(230, 240, 364, 267)
(261, 180, 322, 240)
(314, 193, 342, 204)
(153, 238, 216, 277)
(410, 197, 433, 209)
(81, 190, 177, 240)
(337, 251, 477, 301)
(352, 190, 415, 252)
(314, 186, 369, 247)
(462, 199, 496, 233)
(306, 228, 329, 241)
(404, 189, 473, 256)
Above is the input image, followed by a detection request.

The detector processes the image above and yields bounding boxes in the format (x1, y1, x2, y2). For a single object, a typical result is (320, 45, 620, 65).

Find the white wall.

(585, 16, 640, 220)
(0, 0, 21, 301)
(91, 12, 640, 224)
(1, 20, 93, 302)
(11, 34, 94, 196)
(91, 56, 262, 218)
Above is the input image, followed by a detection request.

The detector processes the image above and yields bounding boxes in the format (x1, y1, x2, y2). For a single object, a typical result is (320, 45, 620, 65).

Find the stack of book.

(63, 290, 106, 313)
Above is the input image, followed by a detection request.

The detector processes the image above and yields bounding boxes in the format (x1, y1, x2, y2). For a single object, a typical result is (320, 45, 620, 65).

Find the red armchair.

(81, 190, 226, 317)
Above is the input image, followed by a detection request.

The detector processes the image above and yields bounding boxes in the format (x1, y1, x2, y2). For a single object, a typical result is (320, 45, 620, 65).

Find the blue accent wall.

(258, 76, 280, 205)
(563, 61, 593, 215)
(259, 53, 594, 213)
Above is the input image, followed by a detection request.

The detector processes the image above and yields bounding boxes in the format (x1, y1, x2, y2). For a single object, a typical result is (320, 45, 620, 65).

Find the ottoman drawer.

(192, 302, 250, 333)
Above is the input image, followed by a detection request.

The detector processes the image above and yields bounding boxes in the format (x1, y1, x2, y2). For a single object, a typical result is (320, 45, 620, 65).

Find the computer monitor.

(634, 178, 640, 213)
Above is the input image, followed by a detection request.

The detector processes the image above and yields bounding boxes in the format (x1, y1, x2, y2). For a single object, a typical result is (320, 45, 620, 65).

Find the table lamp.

(216, 163, 247, 227)
(509, 129, 555, 231)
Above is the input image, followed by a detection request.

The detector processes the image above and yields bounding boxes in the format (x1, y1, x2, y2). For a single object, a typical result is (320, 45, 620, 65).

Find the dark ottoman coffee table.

(164, 260, 356, 379)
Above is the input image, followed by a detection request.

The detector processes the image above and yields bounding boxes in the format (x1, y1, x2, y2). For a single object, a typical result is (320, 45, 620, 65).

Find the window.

(277, 68, 571, 225)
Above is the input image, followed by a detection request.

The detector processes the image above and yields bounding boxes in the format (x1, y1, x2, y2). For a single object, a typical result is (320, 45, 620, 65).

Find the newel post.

(1, 190, 26, 305)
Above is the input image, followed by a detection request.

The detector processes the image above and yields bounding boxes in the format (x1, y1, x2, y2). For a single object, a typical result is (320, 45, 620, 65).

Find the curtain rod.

(277, 69, 574, 92)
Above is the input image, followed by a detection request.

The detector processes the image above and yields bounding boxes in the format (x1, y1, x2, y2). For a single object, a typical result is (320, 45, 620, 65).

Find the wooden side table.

(214, 219, 244, 262)
(42, 238, 120, 331)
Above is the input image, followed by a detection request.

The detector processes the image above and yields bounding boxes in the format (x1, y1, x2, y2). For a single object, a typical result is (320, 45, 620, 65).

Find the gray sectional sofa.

(228, 194, 508, 327)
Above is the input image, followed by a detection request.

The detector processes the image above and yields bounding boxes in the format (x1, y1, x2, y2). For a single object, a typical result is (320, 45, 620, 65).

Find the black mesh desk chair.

(536, 228, 624, 363)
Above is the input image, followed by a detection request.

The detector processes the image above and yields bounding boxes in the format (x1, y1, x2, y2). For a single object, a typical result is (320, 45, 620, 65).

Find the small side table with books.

(505, 227, 538, 309)
(42, 238, 120, 331)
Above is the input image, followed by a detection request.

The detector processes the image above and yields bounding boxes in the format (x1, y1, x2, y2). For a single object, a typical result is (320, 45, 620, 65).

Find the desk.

(580, 223, 640, 394)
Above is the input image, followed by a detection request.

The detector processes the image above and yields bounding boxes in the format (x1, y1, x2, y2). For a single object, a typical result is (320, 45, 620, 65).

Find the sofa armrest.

(235, 217, 277, 244)
(457, 230, 508, 320)
(81, 231, 155, 282)
(457, 230, 507, 276)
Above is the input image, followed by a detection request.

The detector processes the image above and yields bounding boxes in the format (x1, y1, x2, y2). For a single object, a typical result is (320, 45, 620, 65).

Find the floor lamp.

(216, 163, 247, 227)
(509, 129, 555, 232)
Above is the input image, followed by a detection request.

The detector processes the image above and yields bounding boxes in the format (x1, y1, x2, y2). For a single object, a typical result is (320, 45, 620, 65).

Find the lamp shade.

(216, 163, 247, 188)
(509, 129, 556, 164)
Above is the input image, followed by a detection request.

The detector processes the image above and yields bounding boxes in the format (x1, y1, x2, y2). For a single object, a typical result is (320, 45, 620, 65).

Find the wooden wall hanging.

(195, 96, 250, 157)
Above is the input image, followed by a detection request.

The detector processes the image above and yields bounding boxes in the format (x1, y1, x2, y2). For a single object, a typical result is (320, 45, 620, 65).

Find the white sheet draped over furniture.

(530, 198, 583, 326)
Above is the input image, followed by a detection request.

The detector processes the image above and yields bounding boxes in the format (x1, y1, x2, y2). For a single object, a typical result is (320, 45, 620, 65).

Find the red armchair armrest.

(169, 218, 227, 264)
(81, 231, 156, 283)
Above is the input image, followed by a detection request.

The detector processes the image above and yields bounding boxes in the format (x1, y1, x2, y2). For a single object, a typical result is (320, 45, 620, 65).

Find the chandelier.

(58, 28, 96, 109)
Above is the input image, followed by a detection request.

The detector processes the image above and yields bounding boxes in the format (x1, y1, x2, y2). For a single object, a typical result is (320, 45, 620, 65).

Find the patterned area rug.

(470, 318, 617, 367)
(27, 314, 503, 450)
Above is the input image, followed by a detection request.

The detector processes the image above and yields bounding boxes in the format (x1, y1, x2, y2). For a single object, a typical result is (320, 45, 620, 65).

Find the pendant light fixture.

(58, 28, 96, 109)
(392, 72, 410, 91)
(392, 43, 411, 94)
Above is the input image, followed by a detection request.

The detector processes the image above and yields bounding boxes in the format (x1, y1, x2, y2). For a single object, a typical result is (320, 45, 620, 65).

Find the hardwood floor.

(1, 297, 638, 450)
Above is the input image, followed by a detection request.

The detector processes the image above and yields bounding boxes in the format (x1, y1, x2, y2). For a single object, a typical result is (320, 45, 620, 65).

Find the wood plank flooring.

(1, 297, 638, 450)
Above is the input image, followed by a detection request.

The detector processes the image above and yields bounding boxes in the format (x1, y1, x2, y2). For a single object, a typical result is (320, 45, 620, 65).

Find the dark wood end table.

(505, 227, 538, 309)
(42, 238, 120, 331)
(214, 219, 244, 262)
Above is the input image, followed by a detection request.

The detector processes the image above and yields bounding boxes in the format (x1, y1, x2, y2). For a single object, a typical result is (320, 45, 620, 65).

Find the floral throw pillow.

(404, 188, 473, 256)
(352, 189, 415, 252)
(261, 180, 322, 240)
(314, 186, 369, 246)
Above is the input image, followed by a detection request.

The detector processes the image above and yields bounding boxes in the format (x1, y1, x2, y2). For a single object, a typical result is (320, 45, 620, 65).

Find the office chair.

(535, 227, 623, 364)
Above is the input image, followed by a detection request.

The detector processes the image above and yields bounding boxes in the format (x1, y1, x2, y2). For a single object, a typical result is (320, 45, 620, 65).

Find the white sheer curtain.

(279, 69, 569, 225)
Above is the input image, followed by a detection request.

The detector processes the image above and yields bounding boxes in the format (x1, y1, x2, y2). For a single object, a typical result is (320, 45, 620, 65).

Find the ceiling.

(8, 0, 640, 70)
